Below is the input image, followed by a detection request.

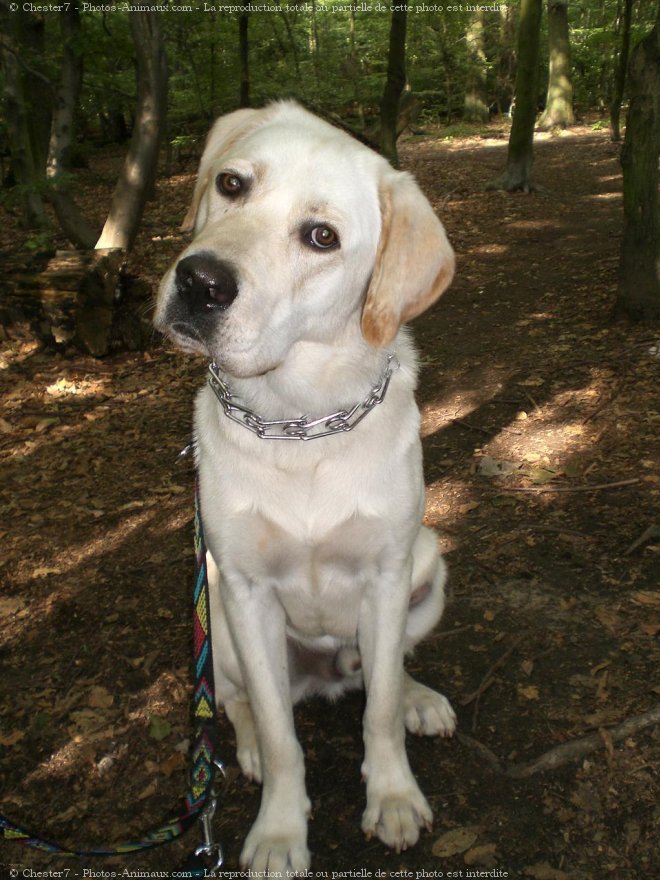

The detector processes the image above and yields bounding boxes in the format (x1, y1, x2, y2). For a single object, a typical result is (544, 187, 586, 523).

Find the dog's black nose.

(175, 253, 238, 311)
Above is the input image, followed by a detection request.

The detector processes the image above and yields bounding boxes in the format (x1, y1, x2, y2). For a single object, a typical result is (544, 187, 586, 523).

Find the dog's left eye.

(306, 225, 340, 250)
(216, 172, 243, 197)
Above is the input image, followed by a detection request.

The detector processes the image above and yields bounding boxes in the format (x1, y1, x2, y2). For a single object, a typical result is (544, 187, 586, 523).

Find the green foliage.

(24, 230, 54, 253)
(2, 0, 658, 160)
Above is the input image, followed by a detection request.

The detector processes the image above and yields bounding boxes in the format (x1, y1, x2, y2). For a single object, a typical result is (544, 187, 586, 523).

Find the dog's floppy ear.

(181, 107, 264, 233)
(361, 171, 455, 348)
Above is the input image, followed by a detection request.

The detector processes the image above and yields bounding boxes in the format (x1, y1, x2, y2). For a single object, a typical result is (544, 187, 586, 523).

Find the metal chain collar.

(208, 353, 399, 441)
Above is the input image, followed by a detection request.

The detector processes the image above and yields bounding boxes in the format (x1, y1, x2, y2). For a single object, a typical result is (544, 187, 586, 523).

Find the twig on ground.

(436, 624, 474, 640)
(460, 634, 526, 731)
(451, 418, 491, 436)
(523, 390, 541, 412)
(623, 524, 660, 556)
(507, 705, 660, 778)
(456, 706, 660, 779)
(506, 478, 640, 494)
(456, 732, 504, 773)
(519, 523, 594, 539)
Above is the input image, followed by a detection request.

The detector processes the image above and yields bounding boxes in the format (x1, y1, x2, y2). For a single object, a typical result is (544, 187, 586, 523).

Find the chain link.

(208, 353, 399, 441)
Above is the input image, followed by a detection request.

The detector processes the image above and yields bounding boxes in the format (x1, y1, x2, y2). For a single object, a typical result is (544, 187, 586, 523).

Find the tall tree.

(464, 11, 489, 123)
(96, 9, 168, 251)
(239, 13, 250, 108)
(46, 6, 98, 249)
(616, 4, 660, 320)
(380, 9, 407, 167)
(0, 4, 50, 227)
(538, 0, 575, 129)
(610, 0, 635, 142)
(487, 0, 543, 191)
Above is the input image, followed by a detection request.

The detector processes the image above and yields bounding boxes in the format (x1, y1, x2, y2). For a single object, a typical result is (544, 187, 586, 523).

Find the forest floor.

(0, 120, 658, 880)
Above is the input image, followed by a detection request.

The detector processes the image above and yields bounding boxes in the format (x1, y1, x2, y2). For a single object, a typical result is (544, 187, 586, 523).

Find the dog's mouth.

(164, 321, 212, 356)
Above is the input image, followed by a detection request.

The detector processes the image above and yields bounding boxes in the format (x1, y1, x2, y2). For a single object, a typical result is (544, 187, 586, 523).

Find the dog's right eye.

(216, 172, 243, 197)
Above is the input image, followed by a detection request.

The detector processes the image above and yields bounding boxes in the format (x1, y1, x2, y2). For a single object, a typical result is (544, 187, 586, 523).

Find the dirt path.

(1, 126, 658, 879)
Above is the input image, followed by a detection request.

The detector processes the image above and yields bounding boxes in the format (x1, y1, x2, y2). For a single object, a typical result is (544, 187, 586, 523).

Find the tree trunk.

(95, 9, 168, 252)
(47, 7, 82, 179)
(610, 0, 634, 143)
(0, 6, 49, 227)
(348, 10, 365, 129)
(46, 7, 99, 249)
(539, 0, 575, 130)
(22, 10, 52, 178)
(487, 0, 543, 192)
(239, 13, 250, 108)
(616, 8, 660, 320)
(380, 10, 407, 167)
(464, 12, 489, 123)
(274, 1, 301, 83)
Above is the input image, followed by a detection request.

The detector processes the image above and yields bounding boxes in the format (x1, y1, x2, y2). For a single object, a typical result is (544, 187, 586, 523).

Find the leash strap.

(1, 489, 220, 857)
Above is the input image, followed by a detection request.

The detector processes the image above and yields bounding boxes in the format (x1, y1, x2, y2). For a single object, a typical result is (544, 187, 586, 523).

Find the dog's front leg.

(221, 573, 311, 874)
(358, 558, 433, 852)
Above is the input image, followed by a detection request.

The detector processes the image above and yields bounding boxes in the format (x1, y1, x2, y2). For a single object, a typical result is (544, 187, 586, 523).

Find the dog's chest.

(228, 506, 385, 639)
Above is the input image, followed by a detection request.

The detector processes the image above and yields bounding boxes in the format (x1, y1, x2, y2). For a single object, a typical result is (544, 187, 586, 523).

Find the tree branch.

(457, 706, 660, 779)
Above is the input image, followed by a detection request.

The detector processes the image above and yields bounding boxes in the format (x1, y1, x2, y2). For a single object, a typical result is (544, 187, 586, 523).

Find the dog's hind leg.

(404, 527, 456, 737)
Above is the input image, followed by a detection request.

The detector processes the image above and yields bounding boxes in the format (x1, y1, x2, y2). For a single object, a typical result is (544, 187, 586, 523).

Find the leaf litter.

(0, 123, 658, 877)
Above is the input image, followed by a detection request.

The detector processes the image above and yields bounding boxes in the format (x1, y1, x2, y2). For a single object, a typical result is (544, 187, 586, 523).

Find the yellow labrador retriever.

(155, 101, 456, 873)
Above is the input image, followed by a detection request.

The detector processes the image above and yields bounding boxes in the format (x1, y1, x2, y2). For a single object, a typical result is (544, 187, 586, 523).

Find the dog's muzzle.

(175, 253, 239, 313)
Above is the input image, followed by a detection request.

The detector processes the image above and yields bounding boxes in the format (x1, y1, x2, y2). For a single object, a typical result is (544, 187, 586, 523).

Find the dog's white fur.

(155, 102, 456, 873)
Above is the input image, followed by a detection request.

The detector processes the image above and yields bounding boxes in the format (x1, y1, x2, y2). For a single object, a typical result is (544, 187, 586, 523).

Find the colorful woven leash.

(1, 489, 222, 867)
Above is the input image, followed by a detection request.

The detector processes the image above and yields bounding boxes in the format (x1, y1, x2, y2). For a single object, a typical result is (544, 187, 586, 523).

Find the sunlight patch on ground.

(0, 508, 158, 648)
(23, 669, 187, 789)
(420, 366, 635, 541)
(44, 375, 111, 398)
(0, 340, 40, 370)
(506, 219, 564, 232)
(466, 243, 509, 256)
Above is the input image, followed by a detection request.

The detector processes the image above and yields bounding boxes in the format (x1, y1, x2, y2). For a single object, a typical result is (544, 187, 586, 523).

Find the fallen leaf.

(160, 751, 186, 777)
(35, 417, 59, 433)
(32, 566, 61, 579)
(517, 684, 540, 701)
(88, 686, 114, 710)
(477, 455, 520, 477)
(148, 716, 172, 741)
(464, 843, 498, 867)
(432, 826, 481, 857)
(594, 605, 622, 633)
(525, 466, 557, 485)
(0, 597, 26, 618)
(0, 730, 25, 747)
(631, 591, 660, 607)
(521, 659, 534, 677)
(458, 501, 481, 514)
(137, 781, 157, 801)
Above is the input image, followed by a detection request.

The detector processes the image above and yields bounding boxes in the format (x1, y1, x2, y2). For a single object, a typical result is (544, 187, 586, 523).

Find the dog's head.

(155, 102, 454, 378)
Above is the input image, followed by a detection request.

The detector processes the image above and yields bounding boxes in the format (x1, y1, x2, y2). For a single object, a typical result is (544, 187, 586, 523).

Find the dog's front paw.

(240, 824, 310, 875)
(362, 786, 432, 853)
(404, 676, 457, 737)
(240, 792, 311, 875)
